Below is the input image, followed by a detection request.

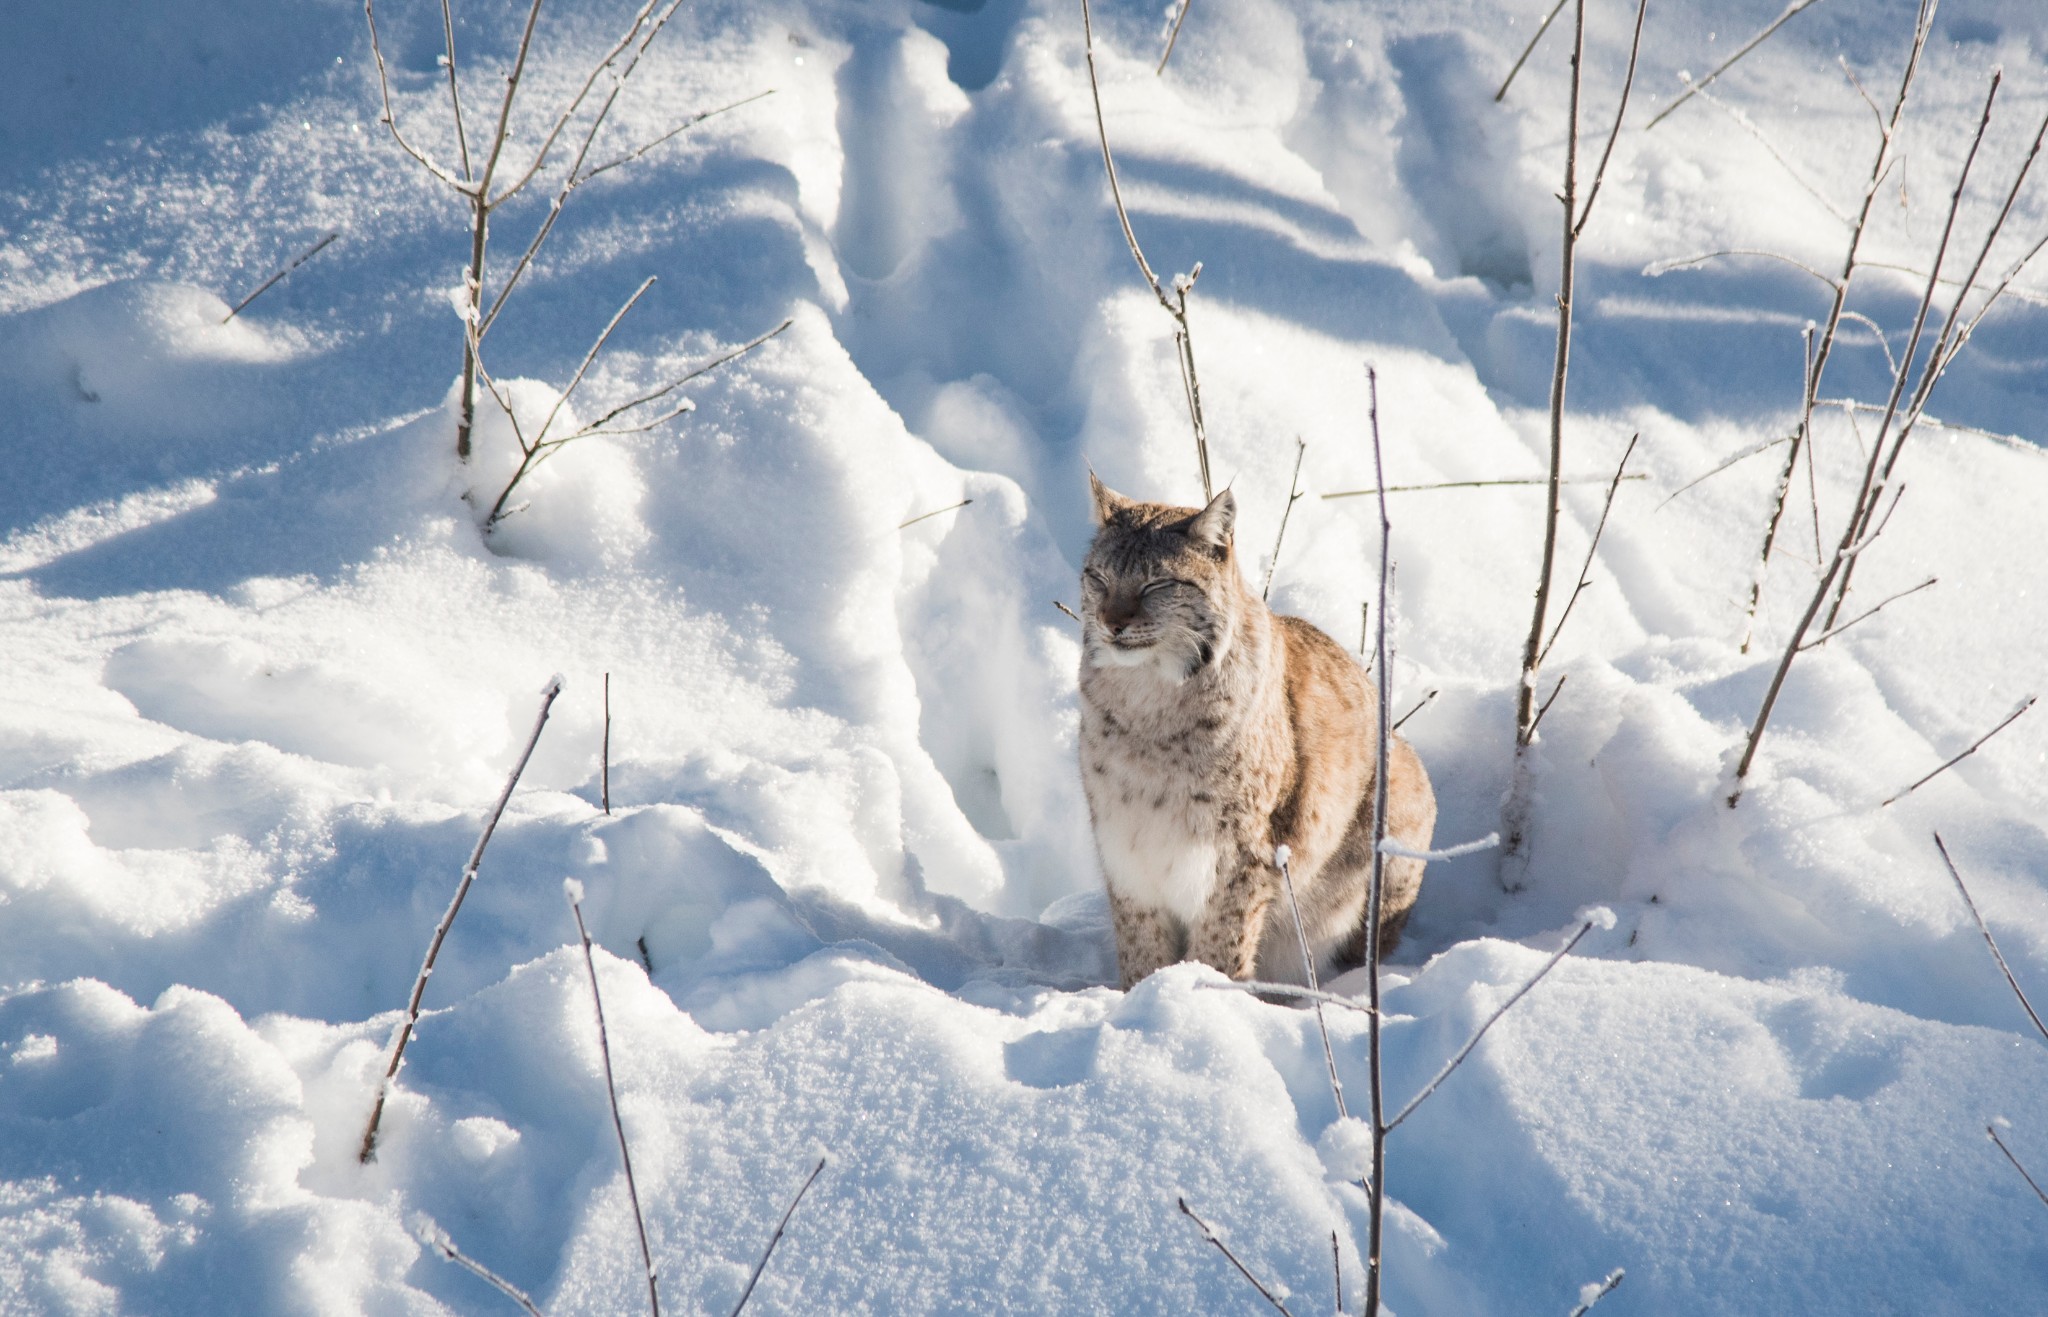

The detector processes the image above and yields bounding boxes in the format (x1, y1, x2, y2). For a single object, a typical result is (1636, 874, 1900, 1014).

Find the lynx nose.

(1100, 593, 1139, 634)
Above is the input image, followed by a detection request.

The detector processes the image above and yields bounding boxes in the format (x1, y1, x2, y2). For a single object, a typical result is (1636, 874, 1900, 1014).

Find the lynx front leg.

(1185, 853, 1278, 981)
(1108, 889, 1183, 990)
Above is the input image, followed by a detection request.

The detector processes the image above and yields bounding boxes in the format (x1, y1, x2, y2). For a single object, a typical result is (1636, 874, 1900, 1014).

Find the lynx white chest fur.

(1077, 476, 1437, 989)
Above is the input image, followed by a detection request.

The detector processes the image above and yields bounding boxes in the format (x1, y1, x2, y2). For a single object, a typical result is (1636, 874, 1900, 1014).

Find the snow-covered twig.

(1390, 689, 1437, 734)
(1657, 431, 1793, 506)
(1931, 834, 2048, 1043)
(1642, 247, 1840, 292)
(414, 1215, 547, 1317)
(1323, 475, 1645, 501)
(899, 499, 974, 530)
(1797, 576, 1935, 651)
(1567, 1267, 1627, 1316)
(1740, 331, 1814, 655)
(359, 675, 563, 1163)
(567, 878, 661, 1317)
(1539, 433, 1638, 667)
(1988, 1124, 2048, 1213)
(1493, 0, 1569, 103)
(1275, 845, 1351, 1124)
(1645, 0, 1824, 129)
(1081, 0, 1211, 501)
(1384, 917, 1599, 1134)
(1177, 1198, 1297, 1317)
(1262, 439, 1307, 602)
(223, 231, 339, 322)
(730, 1157, 828, 1317)
(1884, 697, 2037, 808)
(1378, 832, 1500, 864)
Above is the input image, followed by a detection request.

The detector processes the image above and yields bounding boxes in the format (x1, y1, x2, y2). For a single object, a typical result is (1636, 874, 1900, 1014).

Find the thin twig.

(1081, 0, 1210, 499)
(1884, 699, 2037, 807)
(1934, 835, 2047, 1043)
(1263, 439, 1307, 601)
(363, 0, 467, 189)
(1495, 0, 1570, 103)
(1155, 0, 1194, 75)
(560, 317, 794, 441)
(1177, 1198, 1297, 1317)
(1385, 918, 1596, 1133)
(602, 672, 611, 815)
(414, 1216, 547, 1317)
(1684, 80, 1851, 224)
(360, 676, 563, 1163)
(1054, 599, 1083, 624)
(1276, 845, 1350, 1121)
(1642, 247, 1840, 291)
(584, 89, 778, 183)
(1797, 575, 1935, 649)
(1362, 364, 1394, 1317)
(1740, 331, 1815, 655)
(1379, 832, 1501, 864)
(1332, 1231, 1344, 1317)
(899, 499, 973, 530)
(1658, 432, 1791, 507)
(730, 1157, 828, 1316)
(1540, 433, 1638, 666)
(1645, 0, 1825, 129)
(1528, 672, 1569, 739)
(1323, 475, 1645, 501)
(224, 231, 340, 321)
(1989, 1125, 2048, 1212)
(568, 879, 661, 1317)
(437, 0, 474, 181)
(1572, 0, 1649, 237)
(1390, 689, 1438, 734)
(1568, 1268, 1627, 1317)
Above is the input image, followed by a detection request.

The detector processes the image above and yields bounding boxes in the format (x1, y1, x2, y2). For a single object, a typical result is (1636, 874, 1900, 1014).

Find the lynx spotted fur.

(1078, 475, 1437, 990)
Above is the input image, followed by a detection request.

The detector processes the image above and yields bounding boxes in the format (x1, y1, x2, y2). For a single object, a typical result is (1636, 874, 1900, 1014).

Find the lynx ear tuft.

(1089, 470, 1135, 526)
(1183, 488, 1235, 549)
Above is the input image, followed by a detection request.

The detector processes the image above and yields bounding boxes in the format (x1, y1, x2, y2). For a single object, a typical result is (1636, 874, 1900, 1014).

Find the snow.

(3, 0, 2048, 1311)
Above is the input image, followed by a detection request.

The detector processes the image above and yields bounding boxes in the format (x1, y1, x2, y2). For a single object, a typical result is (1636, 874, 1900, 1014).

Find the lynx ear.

(1183, 487, 1235, 549)
(1089, 470, 1135, 526)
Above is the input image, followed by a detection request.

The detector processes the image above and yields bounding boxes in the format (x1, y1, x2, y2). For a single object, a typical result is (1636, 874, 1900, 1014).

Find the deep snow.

(3, 0, 2048, 1311)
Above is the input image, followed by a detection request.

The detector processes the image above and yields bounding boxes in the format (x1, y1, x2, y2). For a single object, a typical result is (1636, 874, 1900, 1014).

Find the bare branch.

(488, 0, 668, 208)
(1573, 0, 1650, 238)
(1642, 246, 1841, 292)
(1934, 834, 2048, 1043)
(1989, 1124, 2048, 1213)
(900, 499, 974, 530)
(1262, 439, 1307, 601)
(1540, 432, 1638, 666)
(1331, 1232, 1344, 1317)
(1391, 689, 1439, 734)
(1177, 1198, 1297, 1317)
(361, 676, 563, 1163)
(438, 0, 475, 182)
(414, 1216, 546, 1317)
(1081, 0, 1171, 311)
(567, 315, 794, 441)
(730, 1157, 828, 1316)
(224, 231, 340, 322)
(1379, 831, 1500, 863)
(584, 89, 777, 183)
(602, 672, 611, 816)
(1645, 0, 1825, 130)
(1276, 845, 1350, 1123)
(1568, 1268, 1627, 1317)
(1686, 79, 1851, 224)
(535, 276, 660, 451)
(1054, 599, 1083, 624)
(363, 0, 470, 190)
(472, 0, 551, 208)
(1740, 331, 1814, 655)
(1884, 699, 2038, 808)
(1838, 55, 1885, 132)
(1495, 0, 1570, 103)
(1155, 0, 1193, 75)
(1658, 431, 1791, 507)
(567, 880, 661, 1317)
(1362, 363, 1394, 1315)
(1385, 917, 1596, 1133)
(1528, 672, 1569, 739)
(1797, 575, 1934, 649)
(1324, 474, 1645, 501)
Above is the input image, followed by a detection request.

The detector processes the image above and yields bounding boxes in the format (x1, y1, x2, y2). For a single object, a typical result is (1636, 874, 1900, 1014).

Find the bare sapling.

(1500, 0, 1649, 888)
(360, 675, 563, 1163)
(415, 1215, 548, 1316)
(729, 1157, 828, 1317)
(1882, 697, 2037, 808)
(1262, 439, 1307, 601)
(1728, 34, 2048, 803)
(362, 0, 777, 499)
(224, 230, 341, 322)
(567, 878, 662, 1317)
(1081, 0, 1213, 501)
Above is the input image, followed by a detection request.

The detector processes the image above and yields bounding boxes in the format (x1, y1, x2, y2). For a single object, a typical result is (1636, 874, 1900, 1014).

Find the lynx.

(1077, 475, 1437, 990)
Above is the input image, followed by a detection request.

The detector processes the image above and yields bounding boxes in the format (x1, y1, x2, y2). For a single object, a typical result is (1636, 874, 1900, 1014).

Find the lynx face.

(1080, 478, 1240, 682)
